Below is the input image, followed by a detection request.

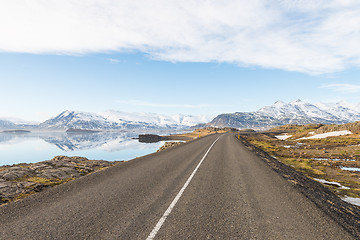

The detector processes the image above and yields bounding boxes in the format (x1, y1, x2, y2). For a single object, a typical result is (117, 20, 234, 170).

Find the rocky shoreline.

(157, 142, 184, 152)
(0, 156, 119, 205)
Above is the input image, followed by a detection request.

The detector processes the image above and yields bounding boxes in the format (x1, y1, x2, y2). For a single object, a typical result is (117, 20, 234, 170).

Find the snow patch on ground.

(342, 196, 360, 207)
(313, 158, 355, 161)
(340, 166, 360, 172)
(314, 178, 350, 189)
(298, 130, 352, 140)
(275, 134, 292, 140)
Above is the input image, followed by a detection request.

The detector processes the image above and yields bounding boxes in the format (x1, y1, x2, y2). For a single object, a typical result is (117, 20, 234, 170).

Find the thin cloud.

(321, 83, 360, 93)
(107, 58, 121, 64)
(117, 100, 213, 109)
(1, 1, 360, 74)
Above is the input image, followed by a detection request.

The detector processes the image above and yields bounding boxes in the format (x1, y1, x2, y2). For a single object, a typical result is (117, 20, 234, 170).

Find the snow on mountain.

(39, 110, 115, 130)
(258, 99, 338, 122)
(101, 110, 214, 128)
(210, 100, 360, 129)
(0, 119, 17, 130)
(0, 117, 39, 125)
(314, 101, 360, 122)
(39, 110, 213, 130)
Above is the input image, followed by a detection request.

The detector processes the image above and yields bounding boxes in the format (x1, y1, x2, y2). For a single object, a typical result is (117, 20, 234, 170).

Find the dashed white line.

(146, 135, 222, 240)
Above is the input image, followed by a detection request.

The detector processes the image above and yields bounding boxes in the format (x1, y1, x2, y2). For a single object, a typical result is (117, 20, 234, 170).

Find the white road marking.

(146, 135, 222, 240)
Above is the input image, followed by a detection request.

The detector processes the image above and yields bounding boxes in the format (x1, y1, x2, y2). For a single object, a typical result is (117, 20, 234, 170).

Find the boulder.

(2, 171, 28, 181)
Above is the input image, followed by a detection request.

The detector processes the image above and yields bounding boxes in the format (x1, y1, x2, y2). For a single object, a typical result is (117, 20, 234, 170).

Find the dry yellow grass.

(244, 132, 360, 199)
(172, 127, 228, 139)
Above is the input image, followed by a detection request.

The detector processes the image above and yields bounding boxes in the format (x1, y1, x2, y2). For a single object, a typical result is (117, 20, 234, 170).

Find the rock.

(9, 167, 23, 171)
(2, 171, 28, 181)
(0, 182, 9, 189)
(52, 156, 69, 161)
(139, 134, 163, 143)
(50, 160, 75, 168)
(0, 184, 18, 198)
(16, 181, 37, 188)
(52, 156, 88, 163)
(157, 142, 183, 152)
(0, 155, 117, 205)
(38, 168, 80, 179)
(31, 164, 52, 171)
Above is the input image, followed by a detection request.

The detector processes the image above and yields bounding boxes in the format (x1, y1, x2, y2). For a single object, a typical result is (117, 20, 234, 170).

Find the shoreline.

(0, 156, 120, 205)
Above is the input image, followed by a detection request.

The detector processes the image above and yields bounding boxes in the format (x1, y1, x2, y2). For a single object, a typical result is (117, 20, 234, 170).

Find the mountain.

(0, 119, 17, 130)
(101, 110, 213, 129)
(39, 110, 214, 130)
(40, 111, 123, 130)
(209, 100, 360, 129)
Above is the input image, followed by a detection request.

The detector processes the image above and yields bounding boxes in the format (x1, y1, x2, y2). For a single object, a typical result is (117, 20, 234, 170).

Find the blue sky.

(1, 1, 360, 122)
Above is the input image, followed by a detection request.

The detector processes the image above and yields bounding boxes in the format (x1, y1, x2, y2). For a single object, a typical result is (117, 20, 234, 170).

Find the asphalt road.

(0, 133, 354, 239)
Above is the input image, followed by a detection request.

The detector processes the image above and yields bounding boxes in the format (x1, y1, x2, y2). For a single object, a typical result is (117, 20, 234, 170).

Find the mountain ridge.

(2, 100, 360, 130)
(3, 110, 214, 131)
(209, 100, 360, 129)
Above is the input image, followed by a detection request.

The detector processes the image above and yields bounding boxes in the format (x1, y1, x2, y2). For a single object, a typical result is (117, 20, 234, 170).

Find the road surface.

(0, 133, 354, 239)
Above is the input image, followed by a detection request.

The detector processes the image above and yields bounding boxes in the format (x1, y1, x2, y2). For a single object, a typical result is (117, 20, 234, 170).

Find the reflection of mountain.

(0, 131, 174, 153)
(0, 133, 16, 143)
(41, 132, 140, 152)
(0, 132, 34, 144)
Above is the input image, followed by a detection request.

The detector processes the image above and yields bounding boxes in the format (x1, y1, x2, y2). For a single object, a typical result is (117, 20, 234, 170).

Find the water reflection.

(0, 131, 171, 165)
(42, 132, 140, 152)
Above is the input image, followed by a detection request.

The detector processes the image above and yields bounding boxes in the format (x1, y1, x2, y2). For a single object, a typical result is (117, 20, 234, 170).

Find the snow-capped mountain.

(209, 100, 360, 129)
(39, 110, 214, 130)
(0, 119, 17, 130)
(101, 110, 213, 129)
(39, 111, 120, 130)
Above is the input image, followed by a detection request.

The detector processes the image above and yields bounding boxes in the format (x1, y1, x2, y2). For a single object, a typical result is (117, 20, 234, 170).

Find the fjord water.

(0, 131, 172, 166)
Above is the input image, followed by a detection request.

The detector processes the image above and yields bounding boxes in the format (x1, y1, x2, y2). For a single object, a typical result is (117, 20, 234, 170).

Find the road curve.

(0, 133, 354, 239)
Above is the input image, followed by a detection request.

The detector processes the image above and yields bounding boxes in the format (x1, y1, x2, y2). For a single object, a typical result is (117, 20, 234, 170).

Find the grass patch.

(174, 127, 230, 139)
(13, 193, 34, 201)
(243, 132, 360, 200)
(1, 197, 9, 203)
(279, 157, 325, 177)
(26, 177, 74, 187)
(248, 139, 281, 154)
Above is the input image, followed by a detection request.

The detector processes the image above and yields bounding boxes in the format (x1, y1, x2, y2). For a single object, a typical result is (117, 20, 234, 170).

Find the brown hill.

(315, 121, 360, 134)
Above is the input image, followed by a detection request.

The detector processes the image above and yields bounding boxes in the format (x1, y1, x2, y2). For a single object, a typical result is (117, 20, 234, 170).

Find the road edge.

(236, 135, 360, 239)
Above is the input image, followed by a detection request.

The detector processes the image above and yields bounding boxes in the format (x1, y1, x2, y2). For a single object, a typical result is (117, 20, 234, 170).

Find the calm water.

(0, 131, 177, 166)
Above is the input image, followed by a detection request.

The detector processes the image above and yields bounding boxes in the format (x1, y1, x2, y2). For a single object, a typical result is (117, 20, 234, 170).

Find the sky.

(1, 0, 360, 122)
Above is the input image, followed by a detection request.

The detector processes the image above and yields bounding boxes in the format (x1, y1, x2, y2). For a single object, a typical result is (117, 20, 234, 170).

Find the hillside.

(209, 100, 360, 129)
(241, 120, 360, 208)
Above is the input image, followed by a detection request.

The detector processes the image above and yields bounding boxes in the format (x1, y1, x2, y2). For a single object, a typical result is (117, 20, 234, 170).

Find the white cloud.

(321, 83, 360, 93)
(117, 100, 212, 109)
(107, 58, 120, 64)
(1, 0, 360, 74)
